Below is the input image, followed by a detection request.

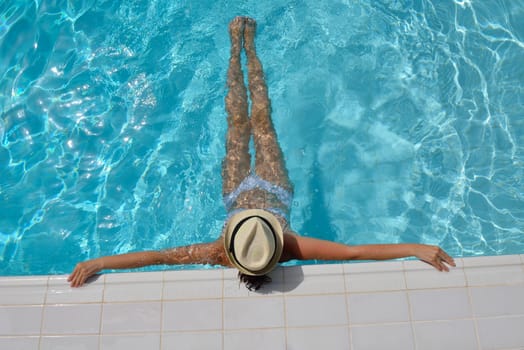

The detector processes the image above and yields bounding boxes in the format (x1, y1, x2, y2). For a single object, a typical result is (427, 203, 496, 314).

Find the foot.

(229, 17, 245, 57)
(243, 17, 257, 55)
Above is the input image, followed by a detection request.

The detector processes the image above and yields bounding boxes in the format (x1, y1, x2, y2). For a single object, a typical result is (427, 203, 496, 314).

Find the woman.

(68, 17, 455, 290)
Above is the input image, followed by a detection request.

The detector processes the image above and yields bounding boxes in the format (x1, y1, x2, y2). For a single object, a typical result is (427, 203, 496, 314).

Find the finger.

(68, 272, 77, 285)
(71, 274, 83, 288)
(74, 277, 83, 288)
(439, 249, 455, 264)
(431, 257, 448, 272)
(438, 254, 454, 267)
(429, 259, 443, 271)
(68, 267, 78, 282)
(443, 254, 456, 266)
(70, 277, 77, 287)
(77, 273, 87, 287)
(68, 265, 81, 283)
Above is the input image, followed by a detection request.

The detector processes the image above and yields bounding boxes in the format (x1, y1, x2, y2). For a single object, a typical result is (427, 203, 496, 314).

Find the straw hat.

(224, 209, 284, 276)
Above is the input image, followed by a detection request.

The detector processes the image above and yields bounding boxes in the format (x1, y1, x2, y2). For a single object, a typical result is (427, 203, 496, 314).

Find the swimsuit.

(223, 173, 293, 221)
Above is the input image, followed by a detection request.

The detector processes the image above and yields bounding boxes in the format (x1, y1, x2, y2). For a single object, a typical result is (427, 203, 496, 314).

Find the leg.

(244, 18, 292, 192)
(222, 17, 252, 195)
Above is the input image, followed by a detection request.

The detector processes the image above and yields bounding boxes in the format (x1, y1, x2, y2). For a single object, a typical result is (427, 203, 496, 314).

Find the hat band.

(228, 215, 278, 274)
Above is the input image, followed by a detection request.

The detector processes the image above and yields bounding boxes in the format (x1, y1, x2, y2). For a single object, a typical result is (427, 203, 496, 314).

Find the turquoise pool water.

(1, 1, 523, 276)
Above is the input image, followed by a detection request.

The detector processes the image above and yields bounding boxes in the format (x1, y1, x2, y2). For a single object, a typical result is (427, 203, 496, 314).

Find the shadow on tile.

(84, 274, 103, 286)
(242, 266, 305, 295)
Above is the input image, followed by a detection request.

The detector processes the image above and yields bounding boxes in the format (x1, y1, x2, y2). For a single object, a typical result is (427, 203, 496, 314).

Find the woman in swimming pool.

(68, 17, 455, 289)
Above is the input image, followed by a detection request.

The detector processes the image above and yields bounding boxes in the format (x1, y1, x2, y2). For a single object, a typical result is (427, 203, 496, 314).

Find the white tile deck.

(1, 255, 523, 350)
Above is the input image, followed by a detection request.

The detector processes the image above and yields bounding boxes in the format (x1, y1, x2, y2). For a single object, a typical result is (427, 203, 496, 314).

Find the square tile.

(102, 302, 161, 333)
(0, 336, 40, 349)
(163, 269, 222, 300)
(462, 255, 523, 289)
(464, 263, 524, 286)
(104, 272, 163, 302)
(413, 320, 478, 350)
(470, 285, 524, 317)
(40, 335, 100, 350)
(344, 261, 406, 292)
(287, 326, 350, 350)
(163, 300, 221, 331)
(100, 333, 160, 350)
(42, 304, 101, 335)
(477, 316, 524, 349)
(225, 329, 285, 350)
(286, 294, 348, 327)
(351, 323, 414, 350)
(223, 268, 251, 298)
(0, 276, 48, 305)
(348, 291, 409, 324)
(47, 275, 104, 304)
(409, 288, 472, 321)
(284, 264, 345, 295)
(256, 267, 285, 295)
(404, 259, 466, 289)
(0, 336, 40, 350)
(224, 297, 284, 329)
(162, 331, 222, 350)
(0, 306, 42, 335)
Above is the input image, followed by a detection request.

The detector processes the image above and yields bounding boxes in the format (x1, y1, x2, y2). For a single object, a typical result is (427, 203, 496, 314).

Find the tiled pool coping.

(1, 255, 524, 349)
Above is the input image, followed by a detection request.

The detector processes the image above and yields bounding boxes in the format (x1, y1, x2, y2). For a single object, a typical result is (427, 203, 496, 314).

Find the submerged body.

(69, 17, 454, 289)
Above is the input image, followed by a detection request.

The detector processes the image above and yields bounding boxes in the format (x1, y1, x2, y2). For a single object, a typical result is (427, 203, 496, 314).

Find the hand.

(68, 259, 103, 287)
(414, 245, 455, 271)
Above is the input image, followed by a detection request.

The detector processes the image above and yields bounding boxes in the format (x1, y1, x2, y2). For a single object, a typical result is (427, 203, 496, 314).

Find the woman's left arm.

(282, 233, 455, 271)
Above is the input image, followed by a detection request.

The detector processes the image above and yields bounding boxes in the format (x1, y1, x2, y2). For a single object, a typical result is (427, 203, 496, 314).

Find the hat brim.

(224, 209, 284, 276)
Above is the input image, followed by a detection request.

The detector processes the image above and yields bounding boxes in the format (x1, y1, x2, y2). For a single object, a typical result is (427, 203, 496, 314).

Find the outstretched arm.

(68, 240, 230, 287)
(281, 233, 455, 271)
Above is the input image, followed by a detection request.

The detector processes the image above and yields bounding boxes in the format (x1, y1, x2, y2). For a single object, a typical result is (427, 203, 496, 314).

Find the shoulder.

(209, 238, 234, 267)
(280, 231, 300, 262)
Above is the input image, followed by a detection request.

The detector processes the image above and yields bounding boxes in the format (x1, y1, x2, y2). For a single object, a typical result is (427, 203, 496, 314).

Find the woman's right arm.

(68, 240, 230, 287)
(68, 251, 166, 287)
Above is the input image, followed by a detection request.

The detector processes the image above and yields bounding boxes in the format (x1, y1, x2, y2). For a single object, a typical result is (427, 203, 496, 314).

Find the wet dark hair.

(238, 272, 272, 291)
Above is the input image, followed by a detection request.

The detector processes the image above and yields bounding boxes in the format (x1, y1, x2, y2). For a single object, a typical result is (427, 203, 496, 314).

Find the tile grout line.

(159, 271, 165, 350)
(463, 259, 500, 350)
(402, 261, 418, 350)
(348, 318, 478, 328)
(279, 267, 288, 350)
(281, 268, 288, 350)
(37, 276, 50, 350)
(221, 269, 225, 350)
(98, 275, 106, 350)
(341, 263, 353, 350)
(465, 279, 482, 350)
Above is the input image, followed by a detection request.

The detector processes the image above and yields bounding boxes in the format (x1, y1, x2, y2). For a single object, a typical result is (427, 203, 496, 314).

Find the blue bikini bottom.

(223, 173, 293, 220)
